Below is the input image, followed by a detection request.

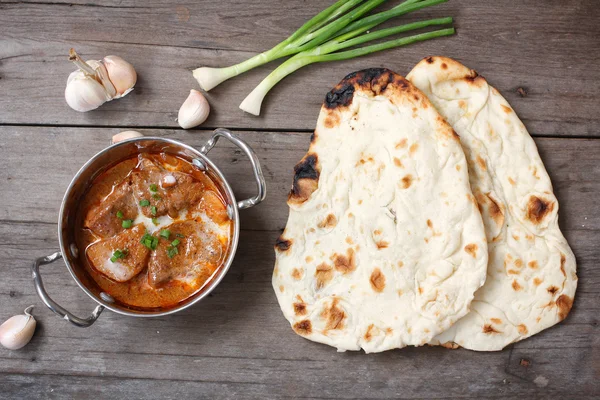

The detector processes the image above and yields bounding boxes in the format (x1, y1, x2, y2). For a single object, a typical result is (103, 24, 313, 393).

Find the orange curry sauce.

(75, 152, 233, 311)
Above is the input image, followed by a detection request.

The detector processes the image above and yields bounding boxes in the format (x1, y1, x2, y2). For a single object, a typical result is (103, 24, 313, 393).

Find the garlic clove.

(178, 90, 210, 129)
(103, 55, 137, 97)
(65, 71, 111, 112)
(0, 306, 36, 350)
(112, 130, 143, 144)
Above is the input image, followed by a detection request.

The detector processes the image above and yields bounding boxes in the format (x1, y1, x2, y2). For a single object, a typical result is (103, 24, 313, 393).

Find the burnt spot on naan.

(317, 213, 337, 229)
(518, 324, 528, 335)
(476, 192, 505, 228)
(547, 285, 559, 296)
(323, 112, 341, 129)
(332, 248, 356, 274)
(315, 263, 334, 290)
(425, 56, 435, 64)
(293, 302, 307, 316)
(560, 253, 567, 277)
(440, 342, 460, 349)
(288, 154, 320, 205)
(533, 277, 543, 286)
(395, 138, 407, 149)
(556, 295, 573, 321)
(512, 280, 522, 291)
(490, 318, 502, 325)
(324, 83, 355, 110)
(464, 244, 478, 258)
(293, 319, 312, 335)
(369, 268, 386, 292)
(393, 157, 403, 168)
(375, 240, 389, 249)
(501, 104, 513, 114)
(291, 268, 303, 280)
(476, 156, 487, 171)
(275, 235, 292, 253)
(483, 324, 501, 334)
(409, 143, 419, 155)
(525, 195, 555, 225)
(400, 174, 413, 189)
(321, 298, 345, 332)
(528, 260, 539, 269)
(364, 324, 376, 342)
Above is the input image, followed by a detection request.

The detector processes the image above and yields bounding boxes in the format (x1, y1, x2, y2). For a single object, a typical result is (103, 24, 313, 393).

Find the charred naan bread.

(273, 69, 488, 352)
(407, 56, 577, 351)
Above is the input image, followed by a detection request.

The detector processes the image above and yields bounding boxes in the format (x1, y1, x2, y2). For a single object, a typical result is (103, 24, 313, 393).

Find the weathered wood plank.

(1, 0, 599, 135)
(0, 127, 598, 398)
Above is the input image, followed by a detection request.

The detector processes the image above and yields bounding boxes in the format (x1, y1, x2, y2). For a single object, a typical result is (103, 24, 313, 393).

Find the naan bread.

(407, 56, 577, 351)
(273, 69, 488, 352)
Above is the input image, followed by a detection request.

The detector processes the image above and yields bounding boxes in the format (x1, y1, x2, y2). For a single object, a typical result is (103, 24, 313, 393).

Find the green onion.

(151, 206, 157, 216)
(167, 246, 179, 259)
(116, 210, 124, 219)
(110, 249, 128, 263)
(171, 239, 181, 247)
(121, 219, 133, 229)
(149, 184, 158, 192)
(152, 218, 160, 226)
(192, 0, 445, 91)
(139, 199, 150, 207)
(240, 22, 454, 115)
(140, 232, 159, 250)
(160, 230, 171, 239)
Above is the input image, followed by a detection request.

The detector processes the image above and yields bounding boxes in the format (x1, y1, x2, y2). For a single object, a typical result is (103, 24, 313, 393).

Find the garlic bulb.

(0, 306, 36, 350)
(65, 49, 137, 112)
(178, 90, 210, 129)
(112, 130, 143, 144)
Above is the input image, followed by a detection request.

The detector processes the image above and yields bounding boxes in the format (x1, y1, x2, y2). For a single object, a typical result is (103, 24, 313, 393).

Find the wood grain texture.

(0, 0, 599, 135)
(0, 127, 598, 399)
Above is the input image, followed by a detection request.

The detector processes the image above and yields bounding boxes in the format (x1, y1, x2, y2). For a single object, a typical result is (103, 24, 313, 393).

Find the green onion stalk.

(193, 0, 445, 91)
(240, 20, 454, 115)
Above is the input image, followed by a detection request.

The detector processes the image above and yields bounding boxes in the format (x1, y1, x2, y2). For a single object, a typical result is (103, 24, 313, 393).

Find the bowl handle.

(198, 128, 267, 210)
(32, 252, 105, 327)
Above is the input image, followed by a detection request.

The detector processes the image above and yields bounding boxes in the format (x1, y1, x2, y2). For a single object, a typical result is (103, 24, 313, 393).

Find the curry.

(75, 152, 232, 311)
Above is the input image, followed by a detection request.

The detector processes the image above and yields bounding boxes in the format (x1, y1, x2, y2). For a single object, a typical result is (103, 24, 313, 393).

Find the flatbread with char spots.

(407, 56, 577, 351)
(273, 68, 488, 352)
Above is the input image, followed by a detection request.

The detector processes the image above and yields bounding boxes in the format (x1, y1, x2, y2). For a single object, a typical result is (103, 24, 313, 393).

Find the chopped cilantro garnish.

(151, 206, 157, 216)
(149, 184, 158, 192)
(160, 230, 171, 239)
(167, 246, 179, 259)
(121, 219, 133, 229)
(140, 232, 158, 250)
(139, 199, 150, 207)
(152, 218, 159, 226)
(116, 210, 124, 219)
(166, 238, 181, 259)
(110, 249, 128, 263)
(152, 194, 161, 200)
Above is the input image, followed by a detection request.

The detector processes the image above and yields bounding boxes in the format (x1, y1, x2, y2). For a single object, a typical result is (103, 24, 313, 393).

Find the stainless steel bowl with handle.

(32, 128, 266, 327)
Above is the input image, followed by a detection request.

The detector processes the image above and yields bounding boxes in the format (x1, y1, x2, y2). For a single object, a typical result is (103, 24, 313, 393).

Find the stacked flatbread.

(273, 59, 577, 352)
(407, 56, 577, 351)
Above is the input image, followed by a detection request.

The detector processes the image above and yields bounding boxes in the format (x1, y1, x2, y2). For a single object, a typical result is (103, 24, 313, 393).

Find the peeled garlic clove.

(178, 90, 210, 129)
(0, 306, 36, 350)
(103, 55, 137, 97)
(65, 70, 111, 112)
(112, 130, 143, 144)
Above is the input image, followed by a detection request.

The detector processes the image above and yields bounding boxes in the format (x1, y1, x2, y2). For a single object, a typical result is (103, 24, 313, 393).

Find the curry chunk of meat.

(130, 157, 206, 218)
(193, 190, 230, 225)
(148, 220, 224, 288)
(86, 224, 150, 282)
(84, 181, 138, 238)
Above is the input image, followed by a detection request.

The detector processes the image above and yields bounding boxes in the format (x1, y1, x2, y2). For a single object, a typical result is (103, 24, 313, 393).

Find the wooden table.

(1, 0, 598, 398)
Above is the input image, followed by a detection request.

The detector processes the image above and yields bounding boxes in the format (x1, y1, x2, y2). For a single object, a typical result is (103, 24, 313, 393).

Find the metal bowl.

(31, 129, 266, 327)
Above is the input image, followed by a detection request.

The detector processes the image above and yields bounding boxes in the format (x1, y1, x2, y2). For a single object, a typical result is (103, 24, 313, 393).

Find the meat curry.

(76, 152, 232, 311)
